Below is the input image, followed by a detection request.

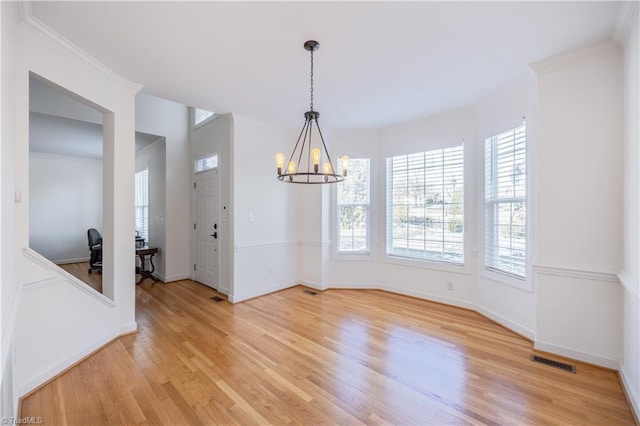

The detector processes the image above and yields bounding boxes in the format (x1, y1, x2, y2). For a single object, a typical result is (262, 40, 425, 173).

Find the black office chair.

(87, 228, 102, 274)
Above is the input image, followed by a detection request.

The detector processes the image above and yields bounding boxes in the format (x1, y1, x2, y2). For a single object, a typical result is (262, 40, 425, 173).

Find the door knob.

(210, 232, 218, 239)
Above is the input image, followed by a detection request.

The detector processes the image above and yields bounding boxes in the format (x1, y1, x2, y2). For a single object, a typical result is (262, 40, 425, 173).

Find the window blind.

(135, 168, 149, 242)
(484, 124, 526, 278)
(337, 158, 370, 253)
(386, 145, 464, 264)
(194, 108, 215, 127)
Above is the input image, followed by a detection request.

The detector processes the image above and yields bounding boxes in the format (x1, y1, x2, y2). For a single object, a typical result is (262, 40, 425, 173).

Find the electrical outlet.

(447, 281, 454, 291)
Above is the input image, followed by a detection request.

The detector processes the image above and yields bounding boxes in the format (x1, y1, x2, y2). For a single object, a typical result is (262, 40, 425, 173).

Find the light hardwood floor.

(59, 261, 102, 293)
(20, 280, 636, 425)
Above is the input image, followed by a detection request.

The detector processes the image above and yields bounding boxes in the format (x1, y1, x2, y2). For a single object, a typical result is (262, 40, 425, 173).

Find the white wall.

(135, 139, 166, 279)
(2, 4, 139, 409)
(0, 1, 18, 419)
(29, 153, 102, 264)
(190, 114, 233, 294)
(135, 92, 190, 282)
(532, 42, 624, 368)
(230, 114, 297, 302)
(620, 4, 640, 418)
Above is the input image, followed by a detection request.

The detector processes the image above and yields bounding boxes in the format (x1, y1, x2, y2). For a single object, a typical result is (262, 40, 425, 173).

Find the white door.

(194, 169, 219, 289)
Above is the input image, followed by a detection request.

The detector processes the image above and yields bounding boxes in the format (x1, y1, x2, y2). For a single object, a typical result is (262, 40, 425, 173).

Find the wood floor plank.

(20, 282, 636, 425)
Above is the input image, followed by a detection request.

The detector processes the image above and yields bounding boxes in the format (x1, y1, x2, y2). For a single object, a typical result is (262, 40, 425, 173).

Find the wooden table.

(136, 246, 159, 284)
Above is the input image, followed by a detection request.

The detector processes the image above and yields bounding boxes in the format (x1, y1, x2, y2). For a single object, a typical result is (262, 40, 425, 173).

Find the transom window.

(386, 146, 464, 264)
(337, 158, 370, 253)
(484, 124, 526, 278)
(195, 153, 218, 173)
(194, 108, 215, 127)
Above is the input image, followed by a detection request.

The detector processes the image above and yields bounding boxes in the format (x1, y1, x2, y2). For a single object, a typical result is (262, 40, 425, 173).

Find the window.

(194, 108, 215, 127)
(337, 158, 370, 253)
(484, 123, 526, 278)
(386, 146, 464, 264)
(195, 153, 218, 173)
(135, 168, 149, 242)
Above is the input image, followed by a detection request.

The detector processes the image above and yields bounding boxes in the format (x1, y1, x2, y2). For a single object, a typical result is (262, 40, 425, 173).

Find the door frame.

(191, 153, 220, 288)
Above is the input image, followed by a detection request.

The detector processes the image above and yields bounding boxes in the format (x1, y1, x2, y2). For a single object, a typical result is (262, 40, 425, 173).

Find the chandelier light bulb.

(341, 155, 350, 176)
(311, 148, 321, 172)
(275, 153, 285, 175)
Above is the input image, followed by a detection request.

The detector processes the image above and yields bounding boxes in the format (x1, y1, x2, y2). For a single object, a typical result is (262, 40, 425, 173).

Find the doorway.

(194, 168, 219, 289)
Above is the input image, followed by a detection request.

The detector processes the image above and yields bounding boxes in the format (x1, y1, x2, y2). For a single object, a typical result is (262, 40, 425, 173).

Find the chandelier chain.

(310, 50, 314, 111)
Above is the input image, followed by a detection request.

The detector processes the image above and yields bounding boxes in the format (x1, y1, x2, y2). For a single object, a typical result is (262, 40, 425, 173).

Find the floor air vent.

(210, 296, 225, 302)
(302, 289, 318, 296)
(531, 355, 576, 373)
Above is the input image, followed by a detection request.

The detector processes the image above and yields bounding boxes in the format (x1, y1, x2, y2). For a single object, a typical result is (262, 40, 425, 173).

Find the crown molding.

(13, 0, 32, 24)
(15, 1, 142, 93)
(529, 40, 622, 75)
(613, 1, 639, 44)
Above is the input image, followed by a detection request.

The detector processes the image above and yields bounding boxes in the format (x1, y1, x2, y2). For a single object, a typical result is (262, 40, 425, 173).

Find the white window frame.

(135, 166, 149, 242)
(336, 158, 371, 255)
(385, 145, 465, 267)
(484, 123, 527, 282)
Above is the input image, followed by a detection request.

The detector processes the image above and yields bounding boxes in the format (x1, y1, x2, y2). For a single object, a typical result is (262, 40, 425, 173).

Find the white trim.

(53, 257, 90, 265)
(229, 281, 299, 304)
(22, 248, 115, 308)
(135, 137, 165, 158)
(532, 261, 620, 283)
(19, 9, 142, 92)
(480, 269, 533, 293)
(296, 240, 331, 248)
(618, 272, 640, 298)
(234, 240, 296, 251)
(162, 274, 191, 283)
(381, 283, 474, 310)
(530, 40, 622, 75)
(474, 304, 535, 340)
(619, 364, 640, 422)
(613, 1, 639, 44)
(18, 329, 120, 397)
(533, 340, 619, 370)
(1, 285, 23, 372)
(298, 280, 328, 291)
(120, 322, 138, 334)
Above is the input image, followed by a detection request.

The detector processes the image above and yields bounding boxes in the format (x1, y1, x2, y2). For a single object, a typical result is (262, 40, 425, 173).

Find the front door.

(194, 169, 219, 289)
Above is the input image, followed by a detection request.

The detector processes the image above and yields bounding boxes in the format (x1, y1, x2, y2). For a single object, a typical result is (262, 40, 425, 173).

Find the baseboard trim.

(381, 284, 474, 310)
(19, 329, 119, 399)
(120, 322, 138, 334)
(229, 281, 299, 304)
(474, 304, 535, 341)
(533, 340, 619, 370)
(619, 364, 640, 424)
(162, 274, 190, 283)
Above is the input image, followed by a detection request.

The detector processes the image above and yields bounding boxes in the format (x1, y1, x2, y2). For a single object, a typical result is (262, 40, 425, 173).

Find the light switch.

(248, 213, 255, 222)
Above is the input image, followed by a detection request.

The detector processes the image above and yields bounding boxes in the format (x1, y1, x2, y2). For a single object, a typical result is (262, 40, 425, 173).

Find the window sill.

(479, 268, 532, 292)
(333, 252, 372, 262)
(384, 255, 470, 275)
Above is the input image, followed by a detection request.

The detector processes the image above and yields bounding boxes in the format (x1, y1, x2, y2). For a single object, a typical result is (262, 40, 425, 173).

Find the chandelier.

(276, 40, 348, 184)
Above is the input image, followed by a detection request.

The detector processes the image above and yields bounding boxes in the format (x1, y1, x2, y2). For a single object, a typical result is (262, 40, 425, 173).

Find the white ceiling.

(32, 1, 623, 129)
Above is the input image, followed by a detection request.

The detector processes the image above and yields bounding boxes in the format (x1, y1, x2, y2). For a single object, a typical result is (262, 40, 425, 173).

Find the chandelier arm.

(287, 117, 311, 168)
(306, 118, 315, 183)
(296, 118, 311, 176)
(314, 118, 337, 175)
